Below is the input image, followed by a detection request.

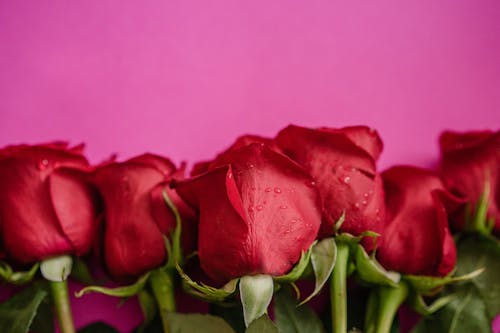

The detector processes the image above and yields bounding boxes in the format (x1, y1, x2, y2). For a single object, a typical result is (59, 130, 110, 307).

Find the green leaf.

(411, 234, 500, 332)
(239, 274, 274, 327)
(411, 286, 491, 333)
(0, 261, 39, 285)
(29, 284, 54, 333)
(70, 257, 94, 284)
(165, 313, 236, 333)
(274, 288, 325, 333)
(454, 234, 500, 318)
(354, 244, 400, 287)
(245, 315, 280, 333)
(78, 322, 120, 333)
(136, 289, 157, 333)
(177, 263, 237, 302)
(75, 271, 151, 298)
(210, 303, 246, 333)
(0, 283, 48, 333)
(274, 242, 315, 283)
(300, 238, 336, 305)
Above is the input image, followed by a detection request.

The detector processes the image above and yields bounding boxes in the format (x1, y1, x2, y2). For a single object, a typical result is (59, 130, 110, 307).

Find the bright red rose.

(174, 144, 322, 284)
(275, 125, 385, 246)
(190, 134, 278, 176)
(93, 153, 196, 280)
(377, 166, 456, 277)
(0, 143, 98, 263)
(439, 130, 500, 234)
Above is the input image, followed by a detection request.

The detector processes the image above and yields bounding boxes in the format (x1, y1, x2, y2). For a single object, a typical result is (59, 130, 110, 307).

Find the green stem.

(373, 283, 408, 333)
(150, 268, 176, 333)
(50, 280, 76, 333)
(330, 241, 350, 333)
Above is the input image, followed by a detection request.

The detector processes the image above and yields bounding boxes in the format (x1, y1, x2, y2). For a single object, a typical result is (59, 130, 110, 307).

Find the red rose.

(190, 134, 278, 176)
(94, 153, 196, 280)
(275, 125, 385, 246)
(0, 143, 97, 263)
(377, 166, 456, 276)
(439, 130, 500, 234)
(174, 144, 322, 284)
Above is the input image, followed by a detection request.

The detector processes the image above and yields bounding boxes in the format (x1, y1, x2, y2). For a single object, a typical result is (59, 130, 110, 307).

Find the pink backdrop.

(1, 0, 499, 332)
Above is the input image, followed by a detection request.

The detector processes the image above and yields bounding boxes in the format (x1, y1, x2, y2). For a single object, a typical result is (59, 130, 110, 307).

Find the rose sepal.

(407, 290, 458, 315)
(176, 263, 238, 303)
(403, 267, 484, 295)
(354, 244, 401, 287)
(240, 274, 274, 327)
(463, 182, 495, 236)
(0, 261, 39, 285)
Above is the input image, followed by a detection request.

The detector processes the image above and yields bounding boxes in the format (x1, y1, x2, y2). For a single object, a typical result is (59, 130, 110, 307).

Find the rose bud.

(275, 125, 385, 247)
(93, 153, 196, 280)
(174, 143, 322, 284)
(439, 130, 500, 234)
(377, 166, 457, 276)
(0, 143, 98, 263)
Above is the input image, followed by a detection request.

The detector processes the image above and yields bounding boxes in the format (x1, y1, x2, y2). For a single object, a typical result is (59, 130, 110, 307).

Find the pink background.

(0, 0, 499, 332)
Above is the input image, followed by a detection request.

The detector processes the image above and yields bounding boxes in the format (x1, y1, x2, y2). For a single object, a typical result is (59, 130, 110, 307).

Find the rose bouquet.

(0, 126, 498, 333)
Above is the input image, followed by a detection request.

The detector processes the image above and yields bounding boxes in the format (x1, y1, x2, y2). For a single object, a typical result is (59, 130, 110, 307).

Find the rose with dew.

(93, 153, 196, 280)
(275, 125, 385, 249)
(0, 142, 98, 264)
(439, 130, 500, 235)
(377, 166, 457, 276)
(174, 143, 322, 284)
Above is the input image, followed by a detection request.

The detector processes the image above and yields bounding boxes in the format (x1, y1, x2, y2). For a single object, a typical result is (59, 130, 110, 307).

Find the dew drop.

(279, 205, 288, 209)
(354, 202, 360, 209)
(363, 192, 369, 198)
(306, 180, 316, 187)
(291, 218, 298, 223)
(227, 171, 233, 179)
(343, 177, 351, 184)
(37, 159, 49, 170)
(256, 205, 264, 211)
(248, 163, 255, 169)
(274, 187, 282, 194)
(248, 206, 254, 212)
(362, 200, 368, 205)
(265, 187, 272, 192)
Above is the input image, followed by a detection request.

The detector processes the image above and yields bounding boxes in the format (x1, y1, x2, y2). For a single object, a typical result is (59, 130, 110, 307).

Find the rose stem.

(150, 268, 176, 333)
(330, 241, 349, 333)
(50, 280, 76, 333)
(373, 283, 408, 333)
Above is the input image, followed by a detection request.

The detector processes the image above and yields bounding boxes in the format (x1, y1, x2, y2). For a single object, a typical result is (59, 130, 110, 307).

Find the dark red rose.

(439, 130, 500, 234)
(377, 166, 456, 277)
(174, 144, 322, 284)
(93, 153, 196, 280)
(275, 125, 385, 247)
(0, 143, 98, 263)
(190, 134, 278, 176)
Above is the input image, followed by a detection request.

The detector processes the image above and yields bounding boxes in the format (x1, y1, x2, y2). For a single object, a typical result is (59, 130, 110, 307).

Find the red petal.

(49, 168, 97, 256)
(94, 162, 167, 279)
(0, 158, 72, 262)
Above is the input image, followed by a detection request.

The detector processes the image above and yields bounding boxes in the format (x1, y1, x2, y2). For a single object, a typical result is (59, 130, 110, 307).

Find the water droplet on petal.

(274, 187, 281, 194)
(306, 180, 316, 187)
(362, 200, 368, 205)
(248, 206, 254, 212)
(265, 187, 272, 192)
(279, 205, 287, 209)
(363, 192, 369, 198)
(354, 202, 360, 209)
(37, 159, 49, 170)
(248, 164, 255, 169)
(256, 205, 263, 211)
(227, 171, 233, 179)
(343, 177, 351, 184)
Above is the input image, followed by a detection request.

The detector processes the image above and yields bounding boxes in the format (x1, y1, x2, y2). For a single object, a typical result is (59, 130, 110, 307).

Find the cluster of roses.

(0, 125, 498, 333)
